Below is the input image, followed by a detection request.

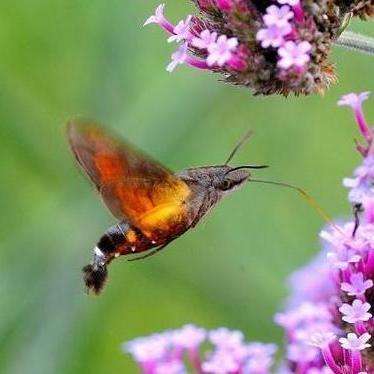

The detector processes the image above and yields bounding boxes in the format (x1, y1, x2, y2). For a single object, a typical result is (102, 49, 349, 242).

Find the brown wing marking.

(67, 120, 191, 240)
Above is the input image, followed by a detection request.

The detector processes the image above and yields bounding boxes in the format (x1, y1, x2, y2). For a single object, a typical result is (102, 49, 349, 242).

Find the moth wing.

(67, 120, 192, 240)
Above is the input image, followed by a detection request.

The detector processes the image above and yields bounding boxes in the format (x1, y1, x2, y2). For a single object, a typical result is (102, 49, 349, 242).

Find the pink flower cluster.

(143, 1, 371, 95)
(123, 89, 374, 373)
(144, 4, 242, 73)
(124, 324, 276, 373)
(256, 2, 311, 72)
(145, 2, 311, 75)
(277, 92, 374, 374)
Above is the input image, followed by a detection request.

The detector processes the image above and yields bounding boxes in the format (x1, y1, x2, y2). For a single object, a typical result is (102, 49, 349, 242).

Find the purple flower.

(306, 368, 334, 374)
(246, 342, 277, 357)
(338, 92, 372, 144)
(124, 333, 170, 363)
(275, 302, 332, 332)
(206, 35, 238, 67)
(172, 324, 206, 349)
(344, 156, 374, 202)
(363, 197, 374, 224)
(168, 15, 192, 43)
(276, 93, 374, 374)
(309, 332, 337, 349)
(263, 5, 294, 28)
(341, 272, 373, 296)
(278, 0, 300, 5)
(277, 0, 304, 22)
(277, 41, 312, 69)
(144, 4, 174, 34)
(286, 249, 336, 306)
(287, 343, 319, 363)
(123, 92, 374, 373)
(145, 1, 363, 95)
(209, 327, 244, 349)
(215, 0, 234, 12)
(338, 92, 370, 109)
(256, 24, 292, 48)
(191, 29, 217, 50)
(339, 300, 372, 324)
(202, 350, 240, 374)
(243, 343, 277, 373)
(144, 3, 165, 26)
(326, 248, 361, 270)
(155, 360, 186, 374)
(243, 356, 273, 374)
(320, 223, 366, 264)
(167, 43, 188, 72)
(124, 325, 276, 374)
(339, 333, 371, 351)
(294, 322, 337, 344)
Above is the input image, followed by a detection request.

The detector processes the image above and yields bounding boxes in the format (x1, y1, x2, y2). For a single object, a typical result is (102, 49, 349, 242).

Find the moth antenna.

(225, 129, 254, 165)
(226, 165, 269, 174)
(249, 178, 344, 234)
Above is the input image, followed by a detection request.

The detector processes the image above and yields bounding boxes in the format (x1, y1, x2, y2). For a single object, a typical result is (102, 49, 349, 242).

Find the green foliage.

(0, 1, 372, 373)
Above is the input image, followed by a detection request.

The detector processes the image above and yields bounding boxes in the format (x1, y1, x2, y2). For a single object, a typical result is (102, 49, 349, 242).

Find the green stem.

(335, 31, 374, 56)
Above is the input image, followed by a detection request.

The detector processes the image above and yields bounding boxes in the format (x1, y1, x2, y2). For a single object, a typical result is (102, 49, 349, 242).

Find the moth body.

(68, 121, 256, 294)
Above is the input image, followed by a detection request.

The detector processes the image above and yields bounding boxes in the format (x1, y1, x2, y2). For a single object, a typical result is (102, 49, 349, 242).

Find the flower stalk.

(336, 31, 374, 56)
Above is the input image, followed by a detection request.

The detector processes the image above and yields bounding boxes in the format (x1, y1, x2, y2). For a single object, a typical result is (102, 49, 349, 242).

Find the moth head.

(212, 129, 267, 193)
(217, 165, 268, 194)
(197, 129, 268, 193)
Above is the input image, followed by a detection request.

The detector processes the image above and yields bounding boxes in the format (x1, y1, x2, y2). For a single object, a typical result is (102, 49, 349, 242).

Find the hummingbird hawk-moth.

(67, 120, 270, 294)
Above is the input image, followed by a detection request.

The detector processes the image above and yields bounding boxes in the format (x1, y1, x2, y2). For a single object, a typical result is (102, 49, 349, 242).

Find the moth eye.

(221, 179, 232, 191)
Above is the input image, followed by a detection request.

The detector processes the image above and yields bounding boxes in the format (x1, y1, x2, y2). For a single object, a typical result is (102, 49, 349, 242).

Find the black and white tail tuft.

(82, 263, 108, 295)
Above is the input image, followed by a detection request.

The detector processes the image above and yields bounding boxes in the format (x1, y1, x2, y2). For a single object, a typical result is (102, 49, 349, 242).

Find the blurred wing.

(67, 120, 191, 239)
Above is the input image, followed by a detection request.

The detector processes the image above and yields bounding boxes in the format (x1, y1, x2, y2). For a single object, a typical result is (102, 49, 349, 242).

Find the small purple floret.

(278, 93, 374, 373)
(124, 325, 276, 373)
(277, 41, 312, 69)
(338, 92, 372, 146)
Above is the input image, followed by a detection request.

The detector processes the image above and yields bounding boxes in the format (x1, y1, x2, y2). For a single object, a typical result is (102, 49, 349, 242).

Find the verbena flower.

(339, 300, 372, 323)
(341, 272, 374, 297)
(277, 91, 374, 373)
(144, 1, 372, 96)
(123, 90, 374, 373)
(277, 41, 311, 70)
(124, 325, 276, 373)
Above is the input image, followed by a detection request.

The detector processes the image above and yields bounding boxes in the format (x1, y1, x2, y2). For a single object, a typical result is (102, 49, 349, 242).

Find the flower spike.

(124, 325, 276, 373)
(277, 95, 374, 373)
(145, 1, 373, 96)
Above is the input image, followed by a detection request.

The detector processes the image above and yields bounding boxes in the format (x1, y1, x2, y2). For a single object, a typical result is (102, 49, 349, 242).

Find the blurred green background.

(0, 1, 373, 373)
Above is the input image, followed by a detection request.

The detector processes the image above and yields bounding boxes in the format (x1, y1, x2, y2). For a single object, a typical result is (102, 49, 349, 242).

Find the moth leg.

(187, 191, 209, 229)
(128, 240, 175, 262)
